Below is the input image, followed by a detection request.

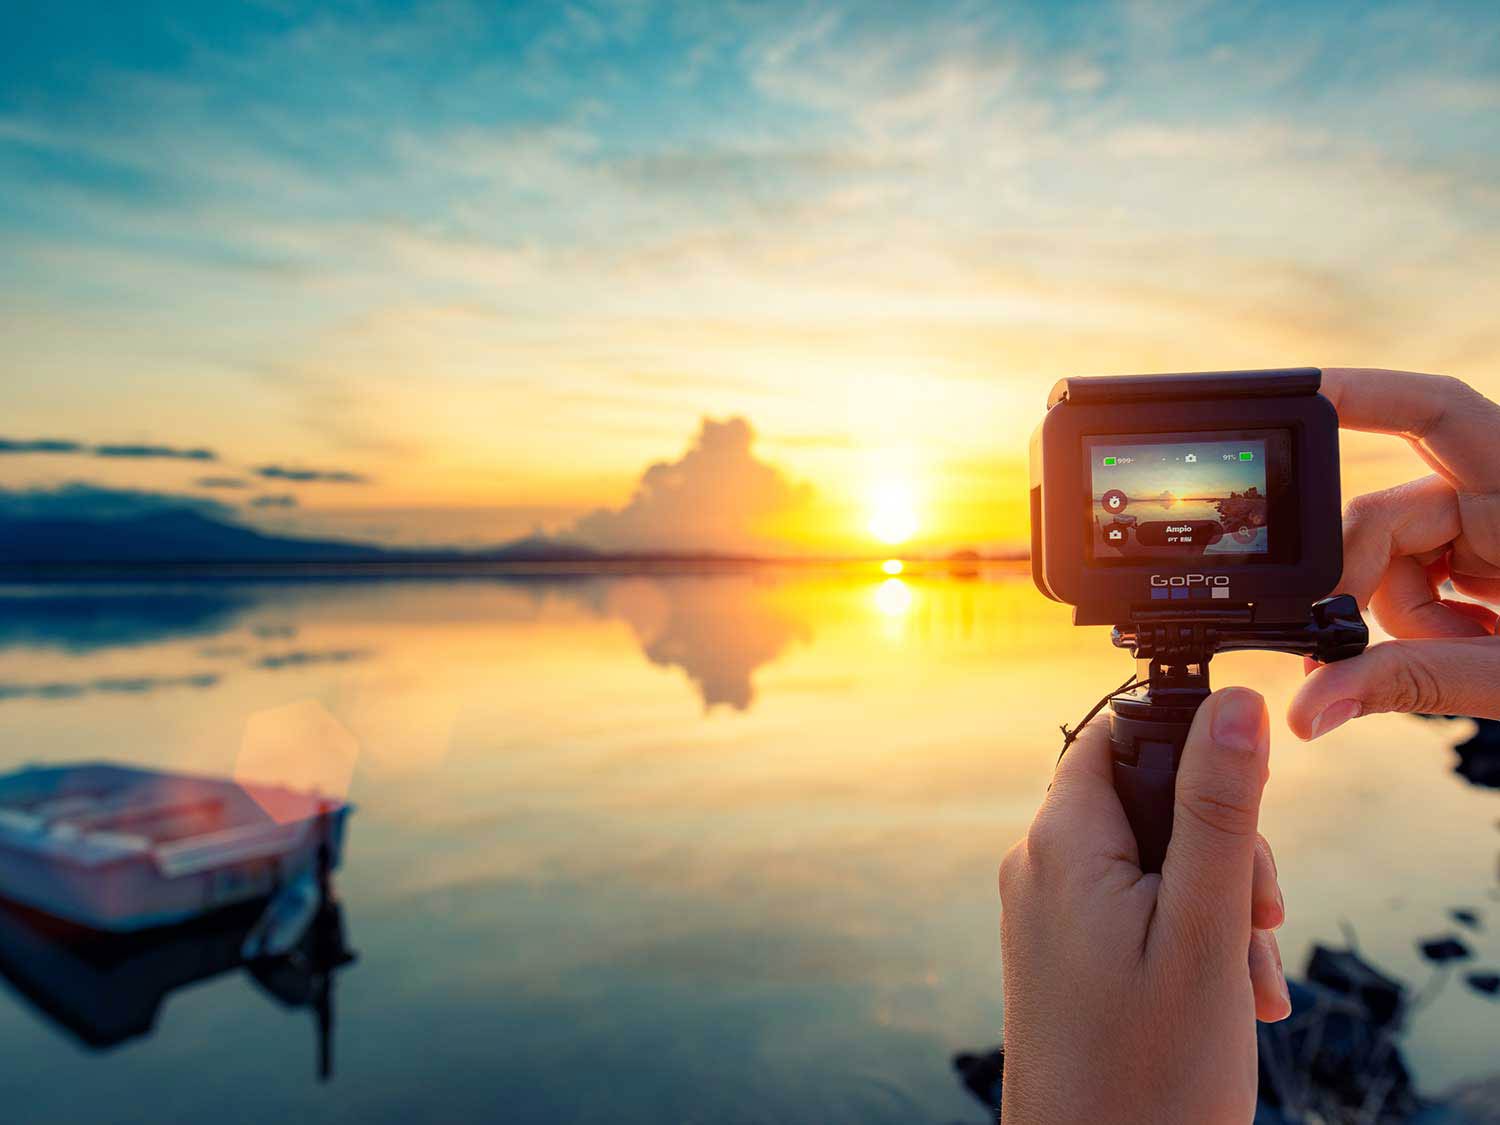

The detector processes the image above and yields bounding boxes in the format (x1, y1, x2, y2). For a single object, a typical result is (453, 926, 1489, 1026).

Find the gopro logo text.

(1149, 573, 1232, 600)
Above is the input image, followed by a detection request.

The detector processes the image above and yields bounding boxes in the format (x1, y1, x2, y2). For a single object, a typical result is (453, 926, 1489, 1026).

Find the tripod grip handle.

(1108, 709, 1194, 875)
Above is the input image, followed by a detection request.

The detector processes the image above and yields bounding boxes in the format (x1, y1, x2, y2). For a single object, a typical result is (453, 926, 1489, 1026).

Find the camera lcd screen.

(1086, 435, 1273, 561)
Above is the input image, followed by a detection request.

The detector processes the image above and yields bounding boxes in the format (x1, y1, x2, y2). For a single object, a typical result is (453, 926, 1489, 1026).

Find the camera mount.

(1106, 594, 1368, 872)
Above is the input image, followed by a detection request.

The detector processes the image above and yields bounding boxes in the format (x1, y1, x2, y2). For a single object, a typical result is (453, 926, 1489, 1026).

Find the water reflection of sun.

(874, 577, 912, 617)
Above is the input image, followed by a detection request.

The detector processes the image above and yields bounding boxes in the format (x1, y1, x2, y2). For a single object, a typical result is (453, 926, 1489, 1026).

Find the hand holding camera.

(1003, 368, 1500, 1124)
(1290, 368, 1500, 739)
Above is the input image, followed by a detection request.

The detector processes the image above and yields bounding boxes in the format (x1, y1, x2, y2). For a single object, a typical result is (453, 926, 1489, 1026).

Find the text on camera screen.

(1087, 437, 1270, 560)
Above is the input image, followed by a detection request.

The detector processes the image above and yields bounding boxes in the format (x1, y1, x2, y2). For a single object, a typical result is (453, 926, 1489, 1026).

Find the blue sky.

(2, 0, 1498, 548)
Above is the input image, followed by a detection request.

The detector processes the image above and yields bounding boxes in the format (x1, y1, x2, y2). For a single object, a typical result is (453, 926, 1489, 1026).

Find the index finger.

(1321, 368, 1500, 491)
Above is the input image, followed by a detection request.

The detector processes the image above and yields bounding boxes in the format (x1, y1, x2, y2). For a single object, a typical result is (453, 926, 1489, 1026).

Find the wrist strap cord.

(1056, 673, 1142, 765)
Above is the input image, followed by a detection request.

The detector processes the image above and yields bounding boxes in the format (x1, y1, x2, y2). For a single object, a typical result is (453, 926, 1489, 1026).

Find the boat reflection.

(0, 824, 356, 1080)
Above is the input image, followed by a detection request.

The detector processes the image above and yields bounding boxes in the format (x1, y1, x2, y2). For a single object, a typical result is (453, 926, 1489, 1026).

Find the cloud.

(0, 438, 216, 460)
(254, 465, 370, 484)
(0, 482, 232, 521)
(0, 673, 220, 704)
(571, 417, 815, 555)
(197, 476, 249, 489)
(0, 438, 83, 454)
(253, 648, 371, 671)
(248, 493, 298, 508)
(93, 442, 215, 460)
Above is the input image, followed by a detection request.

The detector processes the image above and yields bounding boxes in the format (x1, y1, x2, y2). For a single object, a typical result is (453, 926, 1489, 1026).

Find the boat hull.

(0, 763, 350, 933)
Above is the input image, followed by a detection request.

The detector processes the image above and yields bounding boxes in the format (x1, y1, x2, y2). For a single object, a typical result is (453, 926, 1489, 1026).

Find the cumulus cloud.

(571, 417, 814, 555)
(254, 465, 369, 484)
(249, 493, 298, 508)
(0, 438, 215, 460)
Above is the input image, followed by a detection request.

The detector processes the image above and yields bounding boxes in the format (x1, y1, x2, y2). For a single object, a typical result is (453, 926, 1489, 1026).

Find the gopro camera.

(1029, 368, 1367, 872)
(1031, 367, 1345, 627)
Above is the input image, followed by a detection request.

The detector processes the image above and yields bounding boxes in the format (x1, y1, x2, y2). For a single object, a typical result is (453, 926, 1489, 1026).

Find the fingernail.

(1212, 689, 1265, 751)
(1309, 699, 1361, 740)
(1274, 938, 1290, 1008)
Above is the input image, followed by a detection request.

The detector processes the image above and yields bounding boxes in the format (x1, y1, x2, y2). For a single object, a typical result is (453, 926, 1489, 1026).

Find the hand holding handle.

(1109, 705, 1195, 874)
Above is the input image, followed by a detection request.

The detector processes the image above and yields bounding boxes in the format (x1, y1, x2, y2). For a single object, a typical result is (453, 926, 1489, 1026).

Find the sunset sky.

(3, 0, 1498, 553)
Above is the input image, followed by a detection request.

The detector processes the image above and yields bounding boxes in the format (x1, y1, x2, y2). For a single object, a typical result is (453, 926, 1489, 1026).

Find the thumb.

(1290, 637, 1500, 738)
(1156, 687, 1269, 953)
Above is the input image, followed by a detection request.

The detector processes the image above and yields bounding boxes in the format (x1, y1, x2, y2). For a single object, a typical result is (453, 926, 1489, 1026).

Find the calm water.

(0, 568, 1495, 1123)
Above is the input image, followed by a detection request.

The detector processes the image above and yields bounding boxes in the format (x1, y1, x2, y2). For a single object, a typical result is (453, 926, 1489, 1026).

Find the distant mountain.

(479, 534, 599, 562)
(0, 509, 393, 565)
(0, 494, 1034, 567)
(0, 505, 601, 567)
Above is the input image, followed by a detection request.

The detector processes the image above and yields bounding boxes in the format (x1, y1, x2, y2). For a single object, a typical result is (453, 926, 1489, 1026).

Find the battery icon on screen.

(1239, 451, 1254, 461)
(1103, 456, 1117, 466)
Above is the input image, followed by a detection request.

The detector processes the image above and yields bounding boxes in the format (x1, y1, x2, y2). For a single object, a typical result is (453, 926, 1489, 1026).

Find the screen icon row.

(1100, 451, 1253, 464)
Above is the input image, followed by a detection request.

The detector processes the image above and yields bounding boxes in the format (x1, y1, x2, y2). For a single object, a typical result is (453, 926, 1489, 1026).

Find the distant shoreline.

(0, 556, 1031, 583)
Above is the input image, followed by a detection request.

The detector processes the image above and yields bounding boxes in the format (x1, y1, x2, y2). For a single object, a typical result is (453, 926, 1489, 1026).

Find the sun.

(867, 481, 919, 546)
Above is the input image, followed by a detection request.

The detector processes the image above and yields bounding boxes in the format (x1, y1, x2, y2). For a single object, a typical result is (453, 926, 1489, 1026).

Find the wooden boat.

(0, 762, 350, 933)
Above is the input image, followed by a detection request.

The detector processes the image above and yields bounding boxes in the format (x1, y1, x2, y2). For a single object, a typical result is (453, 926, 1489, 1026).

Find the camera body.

(1030, 368, 1345, 627)
(1029, 367, 1364, 874)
